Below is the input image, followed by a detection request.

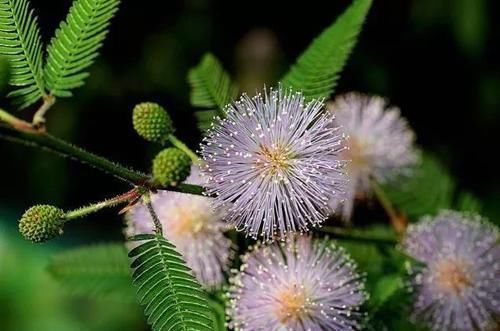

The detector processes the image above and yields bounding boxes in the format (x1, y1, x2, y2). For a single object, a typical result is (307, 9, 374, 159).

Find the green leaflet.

(0, 0, 46, 108)
(128, 233, 215, 331)
(48, 243, 136, 301)
(44, 0, 120, 97)
(188, 53, 238, 130)
(282, 0, 372, 100)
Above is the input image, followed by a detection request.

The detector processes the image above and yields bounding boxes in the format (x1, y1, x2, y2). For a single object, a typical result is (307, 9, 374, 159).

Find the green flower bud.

(19, 205, 65, 243)
(132, 102, 174, 143)
(152, 148, 192, 186)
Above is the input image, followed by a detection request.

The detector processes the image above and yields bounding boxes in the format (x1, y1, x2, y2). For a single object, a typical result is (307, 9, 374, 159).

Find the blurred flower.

(200, 87, 347, 240)
(126, 166, 232, 289)
(327, 92, 418, 219)
(402, 210, 500, 331)
(227, 235, 367, 330)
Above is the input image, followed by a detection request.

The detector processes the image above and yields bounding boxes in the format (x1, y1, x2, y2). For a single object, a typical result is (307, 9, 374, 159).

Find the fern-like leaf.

(48, 243, 136, 300)
(188, 53, 238, 130)
(0, 0, 46, 108)
(129, 233, 215, 331)
(44, 0, 120, 97)
(281, 0, 372, 100)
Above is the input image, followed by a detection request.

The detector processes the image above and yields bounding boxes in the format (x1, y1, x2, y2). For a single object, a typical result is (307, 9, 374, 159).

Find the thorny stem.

(371, 179, 407, 234)
(320, 226, 398, 245)
(143, 193, 163, 234)
(33, 95, 56, 128)
(64, 188, 142, 220)
(0, 108, 205, 196)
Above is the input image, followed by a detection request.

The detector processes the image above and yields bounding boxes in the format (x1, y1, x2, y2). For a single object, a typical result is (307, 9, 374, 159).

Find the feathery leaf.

(281, 0, 372, 100)
(44, 0, 120, 97)
(188, 53, 238, 130)
(48, 243, 136, 301)
(0, 0, 46, 108)
(129, 233, 215, 331)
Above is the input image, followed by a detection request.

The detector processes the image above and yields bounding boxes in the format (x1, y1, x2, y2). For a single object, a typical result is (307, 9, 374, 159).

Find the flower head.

(19, 205, 65, 243)
(126, 166, 232, 289)
(327, 93, 418, 219)
(200, 87, 347, 240)
(228, 235, 367, 331)
(402, 210, 500, 331)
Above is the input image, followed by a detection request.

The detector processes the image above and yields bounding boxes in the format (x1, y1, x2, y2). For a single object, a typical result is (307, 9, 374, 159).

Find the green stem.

(143, 193, 163, 234)
(33, 95, 56, 127)
(0, 110, 206, 196)
(320, 226, 398, 245)
(65, 188, 141, 220)
(0, 108, 37, 133)
(0, 124, 147, 184)
(168, 134, 200, 163)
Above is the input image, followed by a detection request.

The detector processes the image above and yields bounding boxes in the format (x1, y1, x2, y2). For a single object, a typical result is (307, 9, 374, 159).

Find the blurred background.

(1, 0, 499, 329)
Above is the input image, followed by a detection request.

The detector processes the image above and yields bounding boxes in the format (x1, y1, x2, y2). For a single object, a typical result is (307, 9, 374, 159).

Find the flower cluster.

(200, 87, 347, 240)
(126, 166, 232, 289)
(227, 235, 367, 330)
(327, 93, 418, 219)
(402, 211, 500, 331)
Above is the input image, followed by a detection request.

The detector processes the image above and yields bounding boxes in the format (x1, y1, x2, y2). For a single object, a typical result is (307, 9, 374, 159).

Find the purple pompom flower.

(327, 93, 418, 219)
(402, 210, 500, 331)
(200, 87, 347, 240)
(227, 235, 367, 330)
(126, 166, 232, 289)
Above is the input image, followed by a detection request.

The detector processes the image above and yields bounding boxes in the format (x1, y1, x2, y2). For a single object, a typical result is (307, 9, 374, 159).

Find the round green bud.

(132, 102, 174, 143)
(152, 148, 192, 186)
(19, 205, 65, 243)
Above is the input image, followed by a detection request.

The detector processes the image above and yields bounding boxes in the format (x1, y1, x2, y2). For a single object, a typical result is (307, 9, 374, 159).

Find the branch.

(371, 179, 407, 234)
(65, 188, 142, 220)
(0, 109, 205, 196)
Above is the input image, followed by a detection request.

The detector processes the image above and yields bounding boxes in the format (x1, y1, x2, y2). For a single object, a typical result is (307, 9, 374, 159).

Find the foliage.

(0, 0, 493, 330)
(281, 0, 372, 99)
(44, 0, 120, 97)
(188, 53, 238, 130)
(381, 154, 455, 218)
(128, 233, 215, 331)
(381, 154, 483, 219)
(0, 0, 45, 108)
(48, 243, 136, 301)
(0, 0, 119, 107)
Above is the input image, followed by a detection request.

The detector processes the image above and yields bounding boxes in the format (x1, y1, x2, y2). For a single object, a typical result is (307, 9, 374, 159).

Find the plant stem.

(65, 188, 142, 220)
(168, 134, 200, 163)
(0, 108, 38, 133)
(143, 193, 163, 234)
(0, 124, 148, 184)
(1, 110, 207, 196)
(320, 226, 398, 245)
(371, 179, 407, 234)
(33, 95, 56, 128)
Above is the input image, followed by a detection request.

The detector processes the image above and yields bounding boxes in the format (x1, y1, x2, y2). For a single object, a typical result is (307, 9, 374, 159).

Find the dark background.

(0, 0, 499, 329)
(2, 0, 500, 238)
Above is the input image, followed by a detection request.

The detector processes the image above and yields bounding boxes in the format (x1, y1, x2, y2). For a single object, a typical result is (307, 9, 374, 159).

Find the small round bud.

(132, 102, 174, 143)
(19, 205, 65, 243)
(152, 148, 192, 186)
